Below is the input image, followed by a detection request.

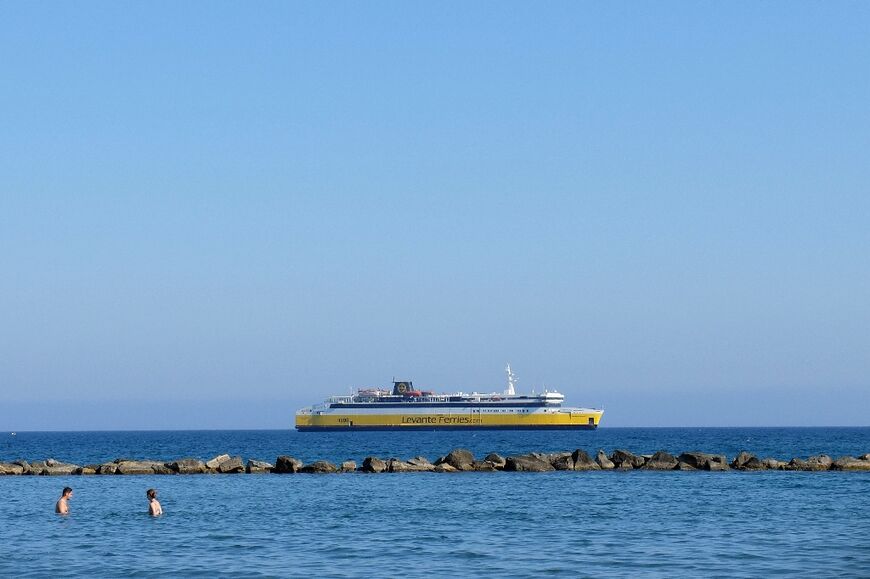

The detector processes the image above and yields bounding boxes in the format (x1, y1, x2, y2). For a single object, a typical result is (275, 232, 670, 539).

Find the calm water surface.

(1, 428, 868, 577)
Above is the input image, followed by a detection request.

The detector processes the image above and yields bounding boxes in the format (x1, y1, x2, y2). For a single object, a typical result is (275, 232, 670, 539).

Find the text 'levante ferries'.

(295, 365, 603, 431)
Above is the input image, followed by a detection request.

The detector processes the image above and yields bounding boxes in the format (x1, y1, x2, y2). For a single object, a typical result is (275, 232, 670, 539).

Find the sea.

(1, 427, 869, 578)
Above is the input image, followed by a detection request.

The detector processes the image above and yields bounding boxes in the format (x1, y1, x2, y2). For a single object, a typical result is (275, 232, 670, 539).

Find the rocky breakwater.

(2, 450, 870, 476)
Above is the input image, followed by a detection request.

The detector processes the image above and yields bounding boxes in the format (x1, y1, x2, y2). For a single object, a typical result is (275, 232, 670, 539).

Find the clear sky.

(2, 2, 868, 430)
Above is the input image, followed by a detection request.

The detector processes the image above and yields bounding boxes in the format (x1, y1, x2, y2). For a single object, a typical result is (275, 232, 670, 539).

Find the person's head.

(147, 488, 157, 501)
(62, 487, 73, 498)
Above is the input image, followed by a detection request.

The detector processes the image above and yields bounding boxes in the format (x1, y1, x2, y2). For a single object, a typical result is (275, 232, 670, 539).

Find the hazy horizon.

(2, 2, 869, 430)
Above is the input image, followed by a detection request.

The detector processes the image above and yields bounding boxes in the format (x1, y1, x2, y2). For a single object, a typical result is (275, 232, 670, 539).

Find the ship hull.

(295, 409, 603, 431)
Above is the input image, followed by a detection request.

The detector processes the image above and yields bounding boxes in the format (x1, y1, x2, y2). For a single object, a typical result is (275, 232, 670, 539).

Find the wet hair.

(62, 487, 72, 496)
(147, 489, 157, 500)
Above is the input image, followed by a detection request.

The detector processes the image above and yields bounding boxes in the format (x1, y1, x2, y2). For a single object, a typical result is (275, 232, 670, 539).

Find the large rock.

(438, 449, 475, 471)
(300, 460, 338, 474)
(389, 457, 435, 472)
(246, 459, 274, 474)
(76, 466, 97, 475)
(610, 449, 644, 469)
(340, 460, 357, 473)
(216, 456, 245, 474)
(595, 450, 615, 470)
(504, 455, 556, 472)
(679, 452, 729, 471)
(97, 463, 119, 475)
(472, 461, 497, 471)
(12, 460, 33, 475)
(642, 451, 678, 470)
(39, 460, 81, 475)
(572, 450, 601, 471)
(544, 452, 574, 471)
(0, 463, 25, 475)
(784, 458, 808, 471)
(205, 454, 231, 470)
(804, 455, 833, 471)
(169, 458, 207, 474)
(484, 453, 506, 469)
(274, 456, 303, 474)
(831, 456, 870, 471)
(116, 460, 165, 475)
(361, 457, 387, 473)
(434, 463, 458, 473)
(762, 458, 787, 470)
(731, 451, 765, 470)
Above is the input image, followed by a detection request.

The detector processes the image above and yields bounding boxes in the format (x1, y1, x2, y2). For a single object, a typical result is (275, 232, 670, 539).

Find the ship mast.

(504, 363, 517, 396)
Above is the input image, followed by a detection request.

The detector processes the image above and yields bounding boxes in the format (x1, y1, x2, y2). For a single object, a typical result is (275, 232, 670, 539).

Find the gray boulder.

(731, 451, 765, 470)
(116, 460, 165, 475)
(545, 452, 574, 471)
(300, 460, 338, 474)
(484, 453, 506, 469)
(246, 459, 274, 474)
(0, 463, 24, 475)
(76, 466, 97, 475)
(274, 456, 303, 474)
(504, 455, 555, 472)
(42, 461, 81, 475)
(679, 452, 729, 471)
(437, 448, 475, 471)
(389, 457, 434, 472)
(361, 457, 387, 473)
(784, 458, 808, 471)
(340, 460, 357, 473)
(205, 454, 231, 470)
(472, 461, 497, 471)
(762, 458, 787, 470)
(804, 455, 833, 471)
(595, 450, 615, 470)
(675, 461, 697, 471)
(572, 450, 601, 471)
(434, 463, 458, 473)
(831, 456, 870, 471)
(642, 451, 679, 470)
(169, 458, 207, 474)
(97, 463, 119, 475)
(610, 449, 643, 469)
(217, 456, 245, 474)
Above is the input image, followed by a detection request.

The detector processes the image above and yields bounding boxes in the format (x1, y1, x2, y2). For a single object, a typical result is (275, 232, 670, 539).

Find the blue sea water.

(2, 428, 869, 577)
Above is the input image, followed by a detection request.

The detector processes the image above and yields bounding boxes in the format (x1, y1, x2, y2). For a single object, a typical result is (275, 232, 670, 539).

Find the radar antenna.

(504, 363, 517, 396)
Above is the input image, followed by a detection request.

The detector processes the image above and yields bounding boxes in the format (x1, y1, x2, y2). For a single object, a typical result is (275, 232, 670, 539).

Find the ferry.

(295, 365, 603, 431)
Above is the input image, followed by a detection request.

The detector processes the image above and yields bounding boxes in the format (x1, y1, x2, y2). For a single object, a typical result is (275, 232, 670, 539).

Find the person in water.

(147, 488, 163, 516)
(56, 487, 73, 514)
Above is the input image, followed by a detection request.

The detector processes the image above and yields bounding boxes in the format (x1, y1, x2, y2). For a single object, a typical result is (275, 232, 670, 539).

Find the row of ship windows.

(477, 409, 529, 413)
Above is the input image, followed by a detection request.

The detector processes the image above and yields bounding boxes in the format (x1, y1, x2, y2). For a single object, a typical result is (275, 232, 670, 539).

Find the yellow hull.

(296, 410, 603, 430)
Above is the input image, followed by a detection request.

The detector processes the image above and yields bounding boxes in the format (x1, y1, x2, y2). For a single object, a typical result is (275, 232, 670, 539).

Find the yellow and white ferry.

(295, 365, 603, 431)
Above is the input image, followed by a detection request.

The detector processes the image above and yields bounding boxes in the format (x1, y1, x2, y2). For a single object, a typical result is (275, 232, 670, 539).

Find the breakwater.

(2, 448, 870, 475)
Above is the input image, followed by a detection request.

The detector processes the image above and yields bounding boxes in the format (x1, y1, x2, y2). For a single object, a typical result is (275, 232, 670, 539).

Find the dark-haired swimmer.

(56, 487, 73, 515)
(147, 488, 163, 516)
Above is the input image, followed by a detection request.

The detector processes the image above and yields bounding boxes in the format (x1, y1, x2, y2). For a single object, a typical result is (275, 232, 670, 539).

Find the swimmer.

(147, 488, 163, 516)
(56, 487, 73, 515)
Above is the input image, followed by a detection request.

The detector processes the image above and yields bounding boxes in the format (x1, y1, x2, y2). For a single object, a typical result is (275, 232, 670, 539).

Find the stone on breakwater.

(76, 466, 97, 475)
(504, 454, 555, 472)
(361, 457, 387, 473)
(541, 452, 573, 470)
(484, 453, 506, 469)
(340, 460, 356, 473)
(642, 451, 679, 470)
(595, 450, 615, 470)
(205, 454, 231, 470)
(610, 450, 644, 469)
(246, 460, 274, 474)
(216, 456, 245, 474)
(300, 460, 338, 474)
(731, 452, 765, 471)
(678, 452, 729, 471)
(0, 463, 25, 475)
(169, 459, 207, 474)
(472, 460, 497, 472)
(116, 460, 169, 475)
(389, 457, 435, 473)
(572, 450, 600, 471)
(831, 456, 870, 471)
(434, 463, 458, 473)
(274, 456, 303, 474)
(437, 449, 475, 471)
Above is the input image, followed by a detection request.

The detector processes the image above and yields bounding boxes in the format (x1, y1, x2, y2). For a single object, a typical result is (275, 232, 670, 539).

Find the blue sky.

(2, 2, 868, 429)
